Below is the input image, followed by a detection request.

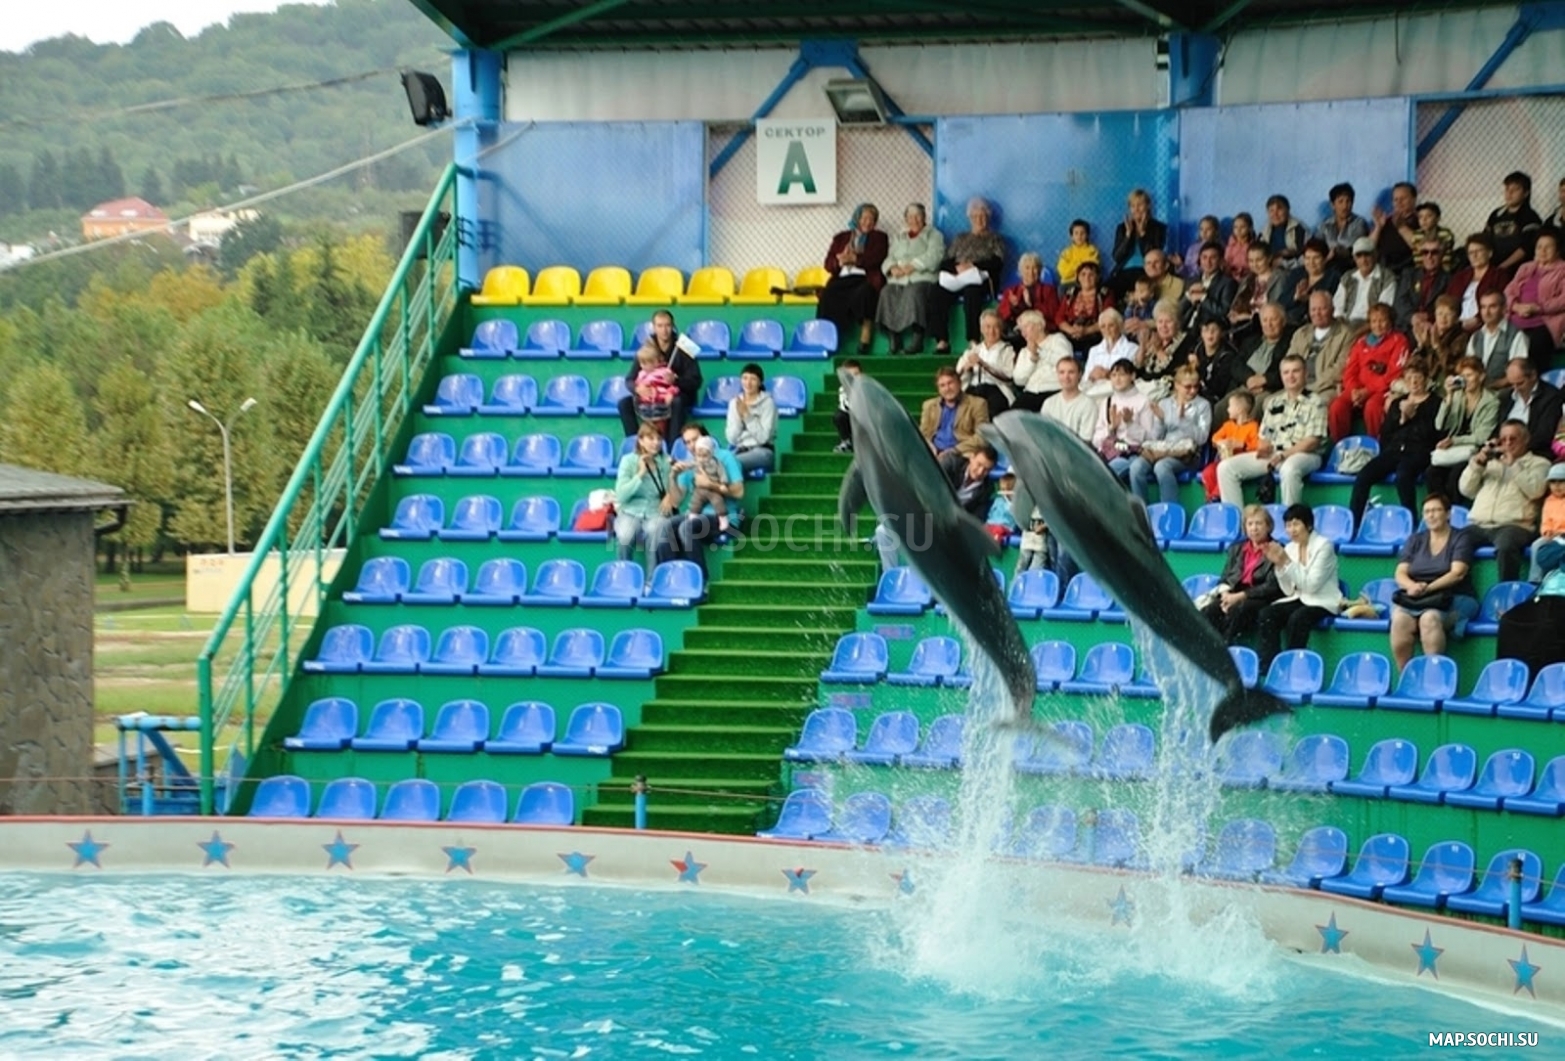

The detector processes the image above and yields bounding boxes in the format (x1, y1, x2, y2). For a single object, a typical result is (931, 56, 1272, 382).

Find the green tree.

(220, 212, 283, 278)
(97, 146, 126, 203)
(138, 166, 165, 206)
(94, 360, 175, 555)
(0, 362, 91, 476)
(28, 151, 61, 210)
(301, 236, 376, 358)
(0, 164, 24, 217)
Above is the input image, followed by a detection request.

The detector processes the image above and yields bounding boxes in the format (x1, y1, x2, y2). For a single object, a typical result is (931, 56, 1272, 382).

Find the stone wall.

(0, 510, 96, 815)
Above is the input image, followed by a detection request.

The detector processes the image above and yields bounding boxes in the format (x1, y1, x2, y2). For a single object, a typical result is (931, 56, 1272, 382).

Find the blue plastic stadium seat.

(1332, 737, 1418, 798)
(1498, 661, 1565, 721)
(1169, 503, 1241, 553)
(1007, 568, 1061, 619)
(1262, 649, 1324, 704)
(362, 624, 431, 674)
(570, 319, 623, 359)
(284, 697, 359, 752)
(769, 375, 808, 417)
(1339, 504, 1414, 557)
(422, 625, 489, 676)
(756, 788, 832, 840)
(298, 776, 370, 820)
(686, 319, 731, 358)
(486, 701, 556, 755)
(1522, 865, 1565, 926)
(379, 778, 440, 822)
(1333, 577, 1397, 632)
(461, 558, 526, 607)
(887, 636, 965, 688)
(403, 557, 469, 605)
(820, 632, 889, 684)
(736, 318, 785, 357)
(519, 319, 570, 359)
(1387, 742, 1477, 804)
(305, 624, 375, 673)
(1311, 435, 1380, 485)
(1319, 832, 1411, 899)
(695, 375, 745, 418)
(447, 432, 507, 477)
(503, 433, 562, 477)
(249, 775, 311, 818)
(1041, 572, 1113, 621)
(1447, 849, 1543, 918)
(1445, 749, 1536, 810)
(394, 432, 455, 476)
(1012, 805, 1078, 861)
(846, 711, 921, 766)
(532, 374, 591, 416)
(381, 494, 443, 540)
(477, 373, 537, 416)
(1468, 581, 1537, 636)
(1307, 503, 1353, 547)
(481, 626, 548, 678)
(350, 698, 425, 752)
(1182, 572, 1220, 601)
(900, 714, 963, 770)
(1381, 842, 1476, 909)
(513, 782, 576, 825)
(343, 556, 410, 604)
(519, 558, 587, 607)
(1199, 819, 1278, 881)
(1016, 720, 1094, 776)
(1312, 651, 1392, 708)
(498, 496, 560, 542)
(1217, 730, 1284, 788)
(553, 703, 626, 756)
(416, 700, 490, 754)
(866, 566, 932, 616)
(1259, 825, 1349, 889)
(1377, 654, 1458, 712)
(1228, 645, 1260, 688)
(555, 433, 616, 478)
(424, 373, 484, 417)
(1060, 641, 1134, 695)
(1144, 501, 1186, 548)
(815, 791, 892, 844)
(784, 707, 857, 763)
(1092, 809, 1143, 868)
(642, 560, 705, 609)
(464, 318, 520, 358)
(446, 780, 509, 823)
(1508, 755, 1565, 816)
(1030, 640, 1076, 692)
(1270, 733, 1350, 793)
(439, 494, 502, 543)
(580, 560, 644, 608)
(886, 795, 953, 848)
(1086, 722, 1155, 781)
(599, 629, 664, 679)
(536, 628, 606, 679)
(783, 318, 837, 360)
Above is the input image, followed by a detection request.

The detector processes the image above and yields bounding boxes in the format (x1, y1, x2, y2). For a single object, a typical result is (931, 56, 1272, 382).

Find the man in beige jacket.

(919, 366, 990, 458)
(1286, 290, 1353, 406)
(1459, 418, 1550, 581)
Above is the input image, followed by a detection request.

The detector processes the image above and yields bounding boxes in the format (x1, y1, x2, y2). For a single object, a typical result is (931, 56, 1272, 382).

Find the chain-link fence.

(1416, 93, 1565, 241)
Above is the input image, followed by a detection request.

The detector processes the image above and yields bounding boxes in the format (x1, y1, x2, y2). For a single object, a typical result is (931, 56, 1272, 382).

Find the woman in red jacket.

(1328, 302, 1411, 440)
(817, 203, 889, 356)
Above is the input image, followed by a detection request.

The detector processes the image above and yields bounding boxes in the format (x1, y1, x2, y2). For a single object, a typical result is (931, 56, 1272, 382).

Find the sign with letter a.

(755, 119, 837, 205)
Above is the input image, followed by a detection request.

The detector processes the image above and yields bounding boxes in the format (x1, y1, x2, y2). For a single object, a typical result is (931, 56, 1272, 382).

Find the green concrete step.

(707, 579, 866, 606)
(650, 673, 818, 702)
(719, 556, 877, 580)
(783, 453, 856, 475)
(597, 775, 778, 806)
(639, 699, 814, 727)
(609, 750, 786, 781)
(628, 724, 798, 754)
(695, 603, 861, 629)
(749, 495, 847, 519)
(680, 626, 843, 653)
(582, 801, 764, 834)
(766, 473, 859, 496)
(669, 647, 830, 678)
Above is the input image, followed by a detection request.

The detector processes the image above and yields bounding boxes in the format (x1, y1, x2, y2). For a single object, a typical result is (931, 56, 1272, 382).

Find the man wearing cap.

(1332, 238, 1397, 327)
(1459, 418, 1550, 582)
(1529, 462, 1565, 582)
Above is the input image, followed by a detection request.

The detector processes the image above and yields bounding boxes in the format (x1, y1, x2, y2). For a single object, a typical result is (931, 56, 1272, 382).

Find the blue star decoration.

(1108, 886, 1134, 927)
(196, 831, 235, 868)
(559, 851, 594, 877)
(1510, 945, 1541, 998)
(1316, 913, 1348, 954)
(892, 870, 915, 896)
(1412, 929, 1444, 979)
(442, 845, 477, 875)
(67, 830, 108, 869)
(322, 830, 359, 870)
(671, 851, 706, 884)
(783, 867, 816, 894)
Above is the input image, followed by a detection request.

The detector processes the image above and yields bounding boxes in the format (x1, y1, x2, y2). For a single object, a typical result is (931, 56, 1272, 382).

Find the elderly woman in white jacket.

(955, 308, 1017, 420)
(1255, 503, 1343, 672)
(1010, 309, 1076, 413)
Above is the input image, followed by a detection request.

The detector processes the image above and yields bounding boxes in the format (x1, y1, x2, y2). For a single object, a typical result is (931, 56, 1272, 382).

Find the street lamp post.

(187, 396, 258, 555)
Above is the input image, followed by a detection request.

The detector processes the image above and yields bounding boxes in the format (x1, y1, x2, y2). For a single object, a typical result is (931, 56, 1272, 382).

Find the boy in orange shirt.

(1202, 391, 1261, 501)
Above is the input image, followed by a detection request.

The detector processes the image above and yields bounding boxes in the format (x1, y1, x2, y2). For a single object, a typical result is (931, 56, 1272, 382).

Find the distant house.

(80, 197, 169, 241)
(187, 208, 259, 246)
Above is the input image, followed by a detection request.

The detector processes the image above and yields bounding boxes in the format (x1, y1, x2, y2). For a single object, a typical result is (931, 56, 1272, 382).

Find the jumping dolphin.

(980, 412, 1289, 743)
(837, 371, 1037, 724)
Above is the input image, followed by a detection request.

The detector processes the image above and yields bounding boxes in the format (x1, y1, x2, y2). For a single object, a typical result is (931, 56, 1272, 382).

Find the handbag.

(1392, 587, 1455, 613)
(1429, 444, 1474, 467)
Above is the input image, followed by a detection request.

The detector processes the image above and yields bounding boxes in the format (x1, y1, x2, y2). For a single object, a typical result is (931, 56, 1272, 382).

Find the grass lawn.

(94, 562, 186, 605)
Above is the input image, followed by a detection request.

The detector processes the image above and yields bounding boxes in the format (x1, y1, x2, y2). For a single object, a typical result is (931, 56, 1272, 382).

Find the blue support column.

(1167, 32, 1221, 108)
(452, 49, 503, 291)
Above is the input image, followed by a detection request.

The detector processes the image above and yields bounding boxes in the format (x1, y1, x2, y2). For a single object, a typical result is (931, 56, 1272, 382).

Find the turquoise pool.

(0, 873, 1553, 1058)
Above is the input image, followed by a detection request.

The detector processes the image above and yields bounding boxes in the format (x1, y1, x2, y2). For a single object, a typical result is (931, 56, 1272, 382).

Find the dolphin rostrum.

(980, 411, 1289, 743)
(837, 370, 1037, 724)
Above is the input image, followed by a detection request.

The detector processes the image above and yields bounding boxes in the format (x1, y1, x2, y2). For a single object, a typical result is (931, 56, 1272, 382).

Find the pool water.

(0, 873, 1553, 1059)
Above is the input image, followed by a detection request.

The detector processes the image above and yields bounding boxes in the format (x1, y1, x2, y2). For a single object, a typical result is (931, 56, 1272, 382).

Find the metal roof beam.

(489, 0, 641, 50)
(1107, 0, 1189, 31)
(404, 0, 478, 47)
(1201, 0, 1257, 34)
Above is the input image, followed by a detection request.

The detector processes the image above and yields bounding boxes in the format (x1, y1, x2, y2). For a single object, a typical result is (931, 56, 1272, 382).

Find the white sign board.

(755, 119, 837, 205)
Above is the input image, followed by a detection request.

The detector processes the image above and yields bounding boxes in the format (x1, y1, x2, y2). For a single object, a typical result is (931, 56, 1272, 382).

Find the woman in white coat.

(1255, 503, 1342, 672)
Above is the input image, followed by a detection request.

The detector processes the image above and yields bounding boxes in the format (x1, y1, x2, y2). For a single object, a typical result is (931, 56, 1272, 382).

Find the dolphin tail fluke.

(1209, 686, 1292, 743)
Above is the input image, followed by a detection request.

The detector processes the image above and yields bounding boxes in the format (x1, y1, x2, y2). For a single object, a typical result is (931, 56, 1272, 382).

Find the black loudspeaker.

(401, 71, 450, 127)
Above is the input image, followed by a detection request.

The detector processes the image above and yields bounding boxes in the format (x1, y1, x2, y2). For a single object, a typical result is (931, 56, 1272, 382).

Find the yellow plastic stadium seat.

(574, 266, 632, 306)
(782, 265, 830, 304)
(732, 266, 787, 305)
(523, 265, 582, 306)
(681, 266, 736, 305)
(470, 265, 530, 306)
(625, 266, 686, 306)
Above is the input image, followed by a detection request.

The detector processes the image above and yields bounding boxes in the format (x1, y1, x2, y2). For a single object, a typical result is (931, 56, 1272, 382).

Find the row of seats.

(383, 493, 608, 543)
(462, 317, 836, 361)
(471, 263, 823, 308)
(1262, 650, 1565, 716)
(1159, 501, 1418, 557)
(305, 623, 663, 679)
(285, 697, 624, 756)
(346, 557, 702, 610)
(250, 774, 576, 825)
(396, 431, 619, 478)
(425, 371, 808, 419)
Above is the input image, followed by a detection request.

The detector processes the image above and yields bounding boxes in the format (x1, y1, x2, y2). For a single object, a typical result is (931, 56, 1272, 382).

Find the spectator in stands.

(1316, 182, 1371, 269)
(1528, 464, 1565, 582)
(1056, 218, 1101, 287)
(1134, 300, 1187, 398)
(928, 197, 1006, 354)
(1545, 176, 1565, 234)
(1333, 238, 1397, 326)
(1110, 188, 1168, 293)
(1260, 195, 1308, 264)
(1346, 358, 1441, 525)
(920, 365, 990, 458)
(1232, 303, 1295, 397)
(1504, 229, 1565, 369)
(1041, 356, 1098, 444)
(1287, 290, 1352, 407)
(817, 203, 888, 356)
(1225, 211, 1256, 279)
(997, 252, 1060, 348)
(1284, 238, 1338, 326)
(1501, 357, 1564, 459)
(1425, 355, 1499, 506)
(832, 359, 861, 453)
(615, 310, 702, 441)
(1330, 303, 1411, 439)
(1184, 240, 1239, 327)
(876, 202, 945, 355)
(1230, 244, 1288, 337)
(1415, 202, 1457, 272)
(725, 362, 777, 474)
(1488, 170, 1543, 271)
(1056, 260, 1112, 354)
(1083, 309, 1136, 396)
(665, 423, 744, 578)
(1202, 390, 1261, 501)
(1177, 215, 1221, 279)
(1396, 237, 1453, 334)
(1459, 418, 1551, 582)
(1216, 354, 1327, 507)
(956, 308, 1017, 419)
(687, 435, 735, 534)
(1447, 232, 1509, 333)
(1141, 248, 1183, 306)
(1121, 274, 1158, 342)
(1131, 365, 1211, 505)
(872, 445, 998, 572)
(1411, 295, 1465, 383)
(613, 422, 678, 576)
(1011, 310, 1074, 412)
(631, 343, 680, 437)
(1389, 493, 1479, 672)
(1468, 290, 1530, 384)
(1201, 504, 1283, 645)
(1191, 317, 1242, 406)
(1370, 180, 1419, 275)
(1094, 358, 1160, 485)
(1255, 503, 1343, 673)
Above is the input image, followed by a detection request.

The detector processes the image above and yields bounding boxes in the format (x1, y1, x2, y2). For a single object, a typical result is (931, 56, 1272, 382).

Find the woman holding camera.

(1388, 493, 1478, 672)
(1347, 358, 1442, 525)
(1424, 355, 1500, 506)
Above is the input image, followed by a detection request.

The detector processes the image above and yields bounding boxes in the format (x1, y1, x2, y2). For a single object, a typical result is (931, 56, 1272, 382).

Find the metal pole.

(632, 775, 648, 830)
(219, 420, 235, 555)
(1508, 856, 1524, 930)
